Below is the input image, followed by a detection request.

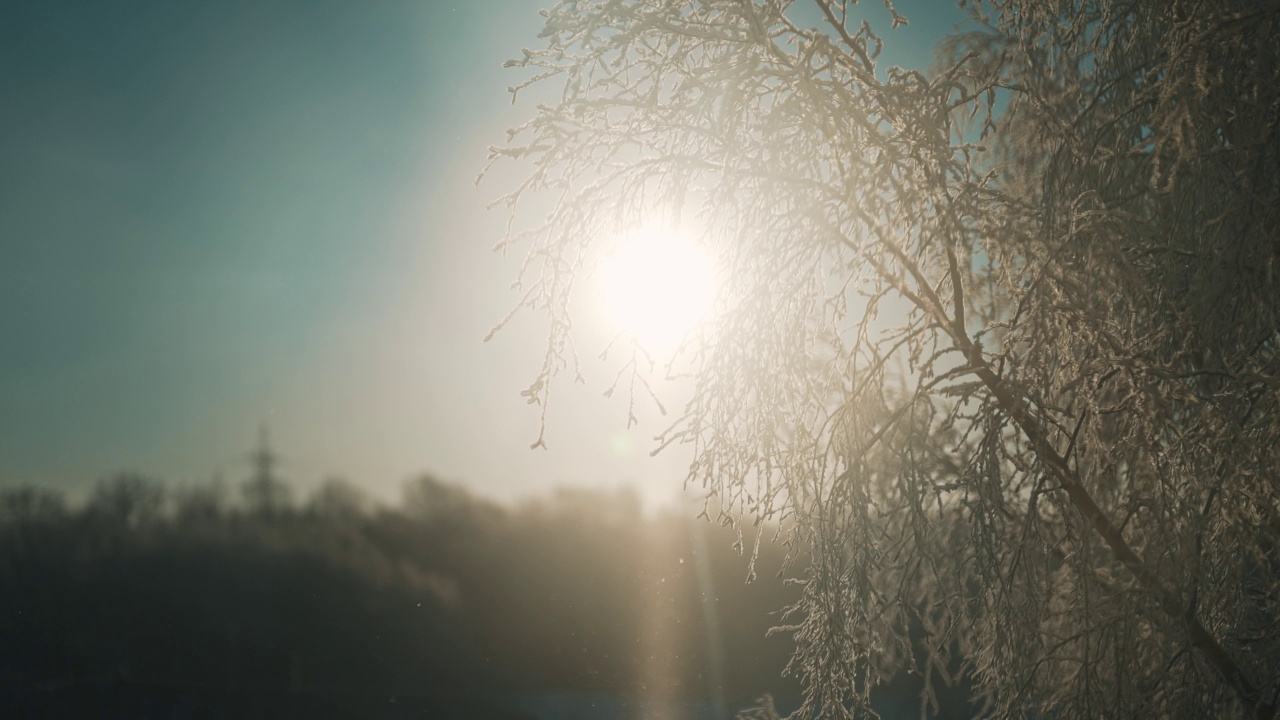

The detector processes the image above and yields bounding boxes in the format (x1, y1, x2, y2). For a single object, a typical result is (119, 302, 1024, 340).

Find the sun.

(598, 226, 717, 355)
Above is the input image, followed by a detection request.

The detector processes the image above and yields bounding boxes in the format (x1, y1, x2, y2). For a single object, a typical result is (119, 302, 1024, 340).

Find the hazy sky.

(1, 0, 966, 508)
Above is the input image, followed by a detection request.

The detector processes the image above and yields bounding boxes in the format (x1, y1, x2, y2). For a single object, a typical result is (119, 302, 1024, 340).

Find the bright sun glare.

(599, 227, 717, 355)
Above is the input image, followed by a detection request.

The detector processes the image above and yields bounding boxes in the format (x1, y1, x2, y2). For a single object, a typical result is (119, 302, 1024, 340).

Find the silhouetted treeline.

(0, 474, 802, 719)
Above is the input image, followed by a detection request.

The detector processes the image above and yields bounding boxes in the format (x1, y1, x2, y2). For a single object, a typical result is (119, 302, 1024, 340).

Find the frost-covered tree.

(487, 0, 1280, 716)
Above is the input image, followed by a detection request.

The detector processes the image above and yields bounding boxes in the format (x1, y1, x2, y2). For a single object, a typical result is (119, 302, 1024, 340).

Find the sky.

(0, 0, 967, 509)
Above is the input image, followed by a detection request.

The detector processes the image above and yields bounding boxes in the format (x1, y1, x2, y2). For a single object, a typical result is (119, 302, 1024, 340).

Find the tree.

(87, 472, 166, 530)
(174, 475, 229, 523)
(307, 476, 370, 522)
(487, 0, 1280, 717)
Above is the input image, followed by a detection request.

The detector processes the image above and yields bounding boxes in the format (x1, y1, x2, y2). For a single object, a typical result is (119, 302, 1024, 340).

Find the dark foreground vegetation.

(1, 473, 973, 719)
(1, 474, 805, 719)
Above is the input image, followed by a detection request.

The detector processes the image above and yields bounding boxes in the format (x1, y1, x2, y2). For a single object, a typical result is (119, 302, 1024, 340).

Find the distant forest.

(0, 472, 807, 719)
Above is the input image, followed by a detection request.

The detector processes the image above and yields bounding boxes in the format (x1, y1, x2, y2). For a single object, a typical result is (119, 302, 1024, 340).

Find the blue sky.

(1, 0, 967, 506)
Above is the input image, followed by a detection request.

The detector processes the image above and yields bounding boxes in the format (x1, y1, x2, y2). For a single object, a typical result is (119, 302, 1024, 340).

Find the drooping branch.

(935, 275, 1276, 719)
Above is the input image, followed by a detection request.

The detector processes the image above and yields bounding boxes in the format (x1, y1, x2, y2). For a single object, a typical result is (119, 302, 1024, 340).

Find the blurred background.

(0, 0, 695, 510)
(0, 0, 971, 717)
(0, 474, 808, 718)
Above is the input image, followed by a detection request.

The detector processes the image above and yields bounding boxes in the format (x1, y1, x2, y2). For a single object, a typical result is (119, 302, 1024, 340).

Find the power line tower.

(242, 424, 290, 518)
